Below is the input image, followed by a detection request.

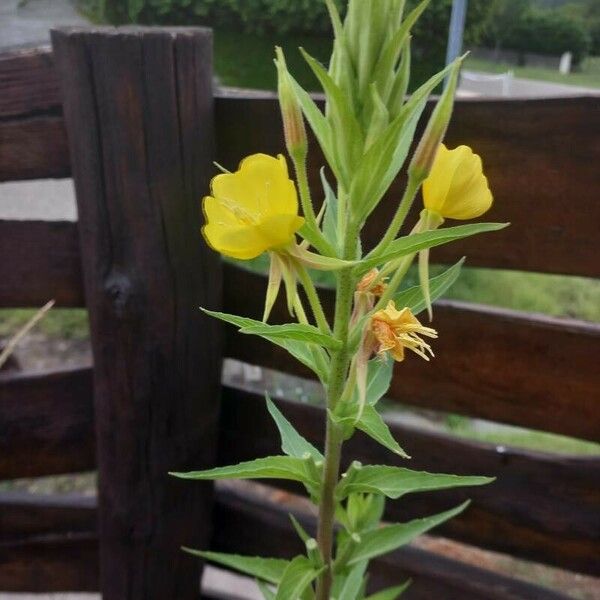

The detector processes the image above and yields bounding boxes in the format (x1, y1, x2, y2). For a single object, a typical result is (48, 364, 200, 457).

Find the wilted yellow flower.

(202, 153, 304, 259)
(370, 301, 437, 362)
(422, 144, 493, 220)
(356, 269, 387, 297)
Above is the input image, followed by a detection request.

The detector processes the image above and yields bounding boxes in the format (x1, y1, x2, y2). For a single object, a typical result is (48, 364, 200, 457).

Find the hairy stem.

(315, 229, 357, 600)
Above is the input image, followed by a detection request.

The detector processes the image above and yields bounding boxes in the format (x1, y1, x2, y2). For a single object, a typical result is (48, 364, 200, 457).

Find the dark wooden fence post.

(51, 27, 221, 599)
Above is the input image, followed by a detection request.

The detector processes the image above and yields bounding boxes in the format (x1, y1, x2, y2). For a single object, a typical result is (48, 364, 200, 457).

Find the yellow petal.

(423, 144, 493, 220)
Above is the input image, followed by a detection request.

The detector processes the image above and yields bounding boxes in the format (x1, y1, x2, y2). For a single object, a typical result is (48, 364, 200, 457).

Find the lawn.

(465, 55, 600, 89)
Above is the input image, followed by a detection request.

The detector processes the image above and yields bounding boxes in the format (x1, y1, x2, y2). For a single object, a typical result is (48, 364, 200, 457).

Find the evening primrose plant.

(174, 1, 506, 597)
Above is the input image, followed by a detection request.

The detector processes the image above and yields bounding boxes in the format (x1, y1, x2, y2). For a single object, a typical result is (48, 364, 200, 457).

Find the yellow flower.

(202, 153, 304, 259)
(370, 301, 437, 362)
(422, 144, 493, 220)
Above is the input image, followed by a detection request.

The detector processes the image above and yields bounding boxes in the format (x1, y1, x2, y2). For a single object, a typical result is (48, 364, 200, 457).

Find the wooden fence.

(0, 27, 599, 599)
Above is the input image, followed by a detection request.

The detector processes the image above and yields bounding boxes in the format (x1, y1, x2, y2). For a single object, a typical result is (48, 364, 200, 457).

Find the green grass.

(0, 309, 89, 340)
(465, 55, 600, 89)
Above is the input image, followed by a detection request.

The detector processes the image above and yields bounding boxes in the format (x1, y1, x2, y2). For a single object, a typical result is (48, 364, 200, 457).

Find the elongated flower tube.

(422, 143, 493, 220)
(202, 153, 304, 260)
(370, 301, 438, 362)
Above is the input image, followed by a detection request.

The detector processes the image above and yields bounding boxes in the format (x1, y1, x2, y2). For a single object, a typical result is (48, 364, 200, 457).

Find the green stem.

(297, 264, 331, 334)
(292, 152, 332, 256)
(315, 229, 357, 600)
(367, 176, 421, 260)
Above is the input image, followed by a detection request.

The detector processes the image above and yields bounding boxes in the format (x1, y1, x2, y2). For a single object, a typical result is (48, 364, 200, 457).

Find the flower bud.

(408, 56, 463, 182)
(275, 47, 307, 160)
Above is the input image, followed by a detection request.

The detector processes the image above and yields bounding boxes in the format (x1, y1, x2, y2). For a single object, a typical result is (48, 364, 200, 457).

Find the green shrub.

(506, 8, 591, 64)
(88, 0, 342, 33)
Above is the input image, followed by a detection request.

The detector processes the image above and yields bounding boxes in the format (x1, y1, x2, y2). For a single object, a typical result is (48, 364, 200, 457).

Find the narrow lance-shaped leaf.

(257, 580, 276, 600)
(365, 581, 412, 600)
(359, 222, 508, 273)
(183, 550, 289, 584)
(275, 556, 324, 600)
(240, 322, 342, 351)
(394, 257, 464, 315)
(337, 464, 494, 500)
(349, 60, 457, 224)
(356, 405, 410, 458)
(171, 455, 320, 492)
(201, 308, 329, 380)
(351, 359, 394, 407)
(301, 48, 364, 187)
(346, 501, 471, 565)
(321, 168, 340, 252)
(266, 396, 323, 461)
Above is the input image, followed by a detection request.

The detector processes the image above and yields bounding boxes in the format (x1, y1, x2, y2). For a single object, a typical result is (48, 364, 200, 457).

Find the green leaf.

(275, 556, 323, 600)
(241, 322, 342, 351)
(373, 0, 430, 101)
(257, 580, 276, 600)
(355, 405, 410, 458)
(183, 550, 288, 584)
(365, 581, 412, 600)
(360, 223, 508, 272)
(300, 48, 363, 187)
(201, 308, 329, 380)
(335, 561, 368, 600)
(171, 456, 320, 491)
(351, 359, 394, 407)
(289, 514, 311, 543)
(394, 258, 464, 315)
(347, 501, 471, 565)
(320, 168, 339, 252)
(266, 396, 323, 462)
(350, 61, 456, 223)
(256, 579, 275, 600)
(337, 464, 494, 501)
(332, 402, 409, 458)
(286, 72, 342, 184)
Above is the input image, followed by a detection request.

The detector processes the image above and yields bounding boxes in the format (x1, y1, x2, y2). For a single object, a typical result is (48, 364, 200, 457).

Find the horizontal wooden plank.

(0, 115, 71, 182)
(1, 253, 598, 441)
(223, 264, 600, 441)
(0, 532, 98, 592)
(0, 365, 95, 480)
(0, 486, 564, 598)
(0, 220, 84, 307)
(211, 480, 569, 599)
(218, 385, 600, 576)
(216, 91, 600, 278)
(0, 491, 96, 542)
(0, 45, 60, 118)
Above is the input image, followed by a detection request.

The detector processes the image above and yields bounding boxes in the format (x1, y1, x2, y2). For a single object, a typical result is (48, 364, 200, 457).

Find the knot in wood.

(104, 272, 137, 319)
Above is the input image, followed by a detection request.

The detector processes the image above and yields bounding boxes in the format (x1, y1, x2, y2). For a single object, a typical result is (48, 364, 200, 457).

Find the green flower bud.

(275, 47, 307, 160)
(408, 55, 464, 182)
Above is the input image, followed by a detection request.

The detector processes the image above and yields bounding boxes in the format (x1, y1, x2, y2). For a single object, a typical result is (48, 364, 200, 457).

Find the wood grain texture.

(1, 486, 568, 598)
(0, 533, 98, 592)
(0, 46, 60, 118)
(52, 27, 221, 600)
(211, 481, 569, 600)
(218, 386, 600, 576)
(222, 263, 600, 441)
(0, 47, 70, 182)
(0, 220, 84, 308)
(0, 491, 96, 542)
(0, 366, 95, 480)
(0, 115, 70, 182)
